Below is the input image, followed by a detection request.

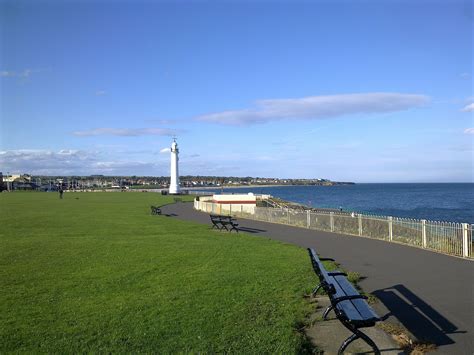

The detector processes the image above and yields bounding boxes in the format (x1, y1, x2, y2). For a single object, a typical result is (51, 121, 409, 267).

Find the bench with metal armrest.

(150, 206, 162, 215)
(308, 248, 380, 355)
(209, 214, 239, 232)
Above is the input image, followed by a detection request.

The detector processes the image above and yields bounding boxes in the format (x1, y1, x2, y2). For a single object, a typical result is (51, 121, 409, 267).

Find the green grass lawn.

(0, 192, 316, 353)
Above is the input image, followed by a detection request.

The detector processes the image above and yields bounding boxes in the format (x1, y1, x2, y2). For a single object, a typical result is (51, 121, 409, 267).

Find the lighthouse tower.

(169, 138, 180, 194)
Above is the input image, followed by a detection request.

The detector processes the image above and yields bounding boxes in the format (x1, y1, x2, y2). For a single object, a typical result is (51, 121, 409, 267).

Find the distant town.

(0, 172, 354, 192)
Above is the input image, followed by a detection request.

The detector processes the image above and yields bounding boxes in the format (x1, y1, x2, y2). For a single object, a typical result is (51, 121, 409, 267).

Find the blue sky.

(0, 0, 472, 182)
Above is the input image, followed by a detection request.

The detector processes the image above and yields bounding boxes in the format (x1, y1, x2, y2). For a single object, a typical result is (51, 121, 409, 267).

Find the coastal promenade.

(162, 202, 474, 354)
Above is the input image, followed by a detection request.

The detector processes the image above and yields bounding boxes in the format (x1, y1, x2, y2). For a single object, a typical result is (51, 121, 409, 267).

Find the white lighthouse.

(169, 138, 180, 194)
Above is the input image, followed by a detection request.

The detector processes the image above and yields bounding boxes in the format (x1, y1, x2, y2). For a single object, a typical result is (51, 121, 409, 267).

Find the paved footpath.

(162, 202, 474, 354)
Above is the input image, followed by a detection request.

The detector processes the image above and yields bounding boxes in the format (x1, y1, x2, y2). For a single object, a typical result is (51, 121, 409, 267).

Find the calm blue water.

(201, 183, 474, 224)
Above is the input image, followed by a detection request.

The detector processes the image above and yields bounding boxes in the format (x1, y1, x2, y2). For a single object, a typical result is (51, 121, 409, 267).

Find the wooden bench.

(209, 214, 239, 232)
(308, 248, 380, 355)
(150, 206, 162, 215)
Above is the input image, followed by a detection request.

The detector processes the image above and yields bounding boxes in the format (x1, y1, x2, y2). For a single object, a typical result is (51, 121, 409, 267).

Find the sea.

(198, 183, 474, 224)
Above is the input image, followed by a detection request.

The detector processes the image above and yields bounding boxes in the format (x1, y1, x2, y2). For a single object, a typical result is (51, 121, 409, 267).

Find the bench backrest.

(308, 248, 334, 284)
(210, 214, 233, 221)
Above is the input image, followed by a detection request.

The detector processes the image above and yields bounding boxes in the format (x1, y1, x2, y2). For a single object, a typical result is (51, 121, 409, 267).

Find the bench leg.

(312, 284, 323, 295)
(323, 305, 334, 320)
(338, 321, 380, 355)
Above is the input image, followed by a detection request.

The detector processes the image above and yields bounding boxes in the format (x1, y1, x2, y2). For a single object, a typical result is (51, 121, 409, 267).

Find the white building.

(2, 174, 21, 182)
(194, 193, 259, 215)
(169, 139, 180, 194)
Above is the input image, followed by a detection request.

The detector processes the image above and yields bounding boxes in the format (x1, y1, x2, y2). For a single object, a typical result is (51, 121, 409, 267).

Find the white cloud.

(461, 103, 474, 112)
(195, 93, 430, 125)
(0, 149, 159, 175)
(91, 161, 153, 170)
(160, 148, 171, 153)
(464, 128, 474, 134)
(1, 68, 46, 78)
(145, 119, 176, 125)
(0, 149, 97, 174)
(72, 127, 178, 137)
(1, 71, 15, 77)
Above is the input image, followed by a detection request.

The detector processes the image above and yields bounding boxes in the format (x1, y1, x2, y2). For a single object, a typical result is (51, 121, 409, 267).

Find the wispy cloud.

(1, 68, 47, 79)
(195, 93, 430, 125)
(464, 128, 474, 134)
(461, 103, 474, 112)
(144, 119, 177, 125)
(0, 149, 97, 174)
(95, 90, 107, 96)
(0, 149, 159, 175)
(160, 148, 171, 153)
(72, 127, 178, 137)
(460, 72, 471, 79)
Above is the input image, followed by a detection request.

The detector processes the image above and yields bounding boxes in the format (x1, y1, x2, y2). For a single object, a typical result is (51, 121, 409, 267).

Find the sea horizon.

(198, 183, 474, 224)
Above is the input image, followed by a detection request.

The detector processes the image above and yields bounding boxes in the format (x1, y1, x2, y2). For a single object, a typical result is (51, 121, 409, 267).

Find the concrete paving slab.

(306, 296, 403, 354)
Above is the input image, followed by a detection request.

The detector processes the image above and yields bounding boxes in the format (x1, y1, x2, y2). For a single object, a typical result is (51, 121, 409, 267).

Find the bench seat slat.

(329, 278, 366, 322)
(333, 276, 378, 320)
(332, 275, 379, 326)
(333, 275, 360, 296)
(348, 300, 378, 325)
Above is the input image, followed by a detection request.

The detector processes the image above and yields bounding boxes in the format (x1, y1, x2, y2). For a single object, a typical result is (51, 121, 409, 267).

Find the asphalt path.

(161, 202, 474, 354)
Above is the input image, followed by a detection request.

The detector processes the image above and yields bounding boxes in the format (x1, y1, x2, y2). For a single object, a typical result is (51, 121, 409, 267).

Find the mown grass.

(0, 192, 316, 353)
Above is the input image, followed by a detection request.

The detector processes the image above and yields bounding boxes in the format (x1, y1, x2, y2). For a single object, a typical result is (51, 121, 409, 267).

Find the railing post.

(229, 204, 232, 216)
(330, 212, 334, 232)
(287, 208, 290, 224)
(358, 214, 362, 236)
(422, 219, 427, 248)
(462, 223, 469, 257)
(307, 210, 311, 228)
(219, 204, 222, 215)
(388, 216, 393, 241)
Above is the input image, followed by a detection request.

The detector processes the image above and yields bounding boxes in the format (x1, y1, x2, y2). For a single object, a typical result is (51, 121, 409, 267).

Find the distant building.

(12, 180, 37, 191)
(4, 174, 21, 182)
